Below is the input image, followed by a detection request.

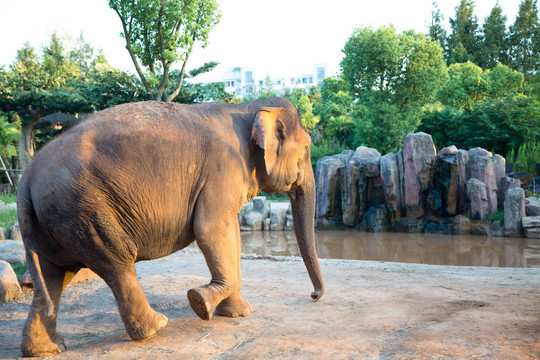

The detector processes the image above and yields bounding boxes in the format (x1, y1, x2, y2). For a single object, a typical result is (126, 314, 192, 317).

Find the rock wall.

(314, 132, 535, 237)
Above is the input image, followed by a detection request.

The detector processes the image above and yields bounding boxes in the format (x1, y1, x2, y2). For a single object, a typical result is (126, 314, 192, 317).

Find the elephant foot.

(216, 294, 252, 318)
(125, 309, 168, 341)
(21, 335, 62, 357)
(188, 287, 217, 320)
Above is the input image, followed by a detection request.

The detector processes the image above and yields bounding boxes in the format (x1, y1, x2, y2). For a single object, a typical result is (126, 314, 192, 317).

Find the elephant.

(17, 97, 324, 356)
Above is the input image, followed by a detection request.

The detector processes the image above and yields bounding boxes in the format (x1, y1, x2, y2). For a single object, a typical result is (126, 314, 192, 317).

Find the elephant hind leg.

(21, 255, 79, 357)
(97, 265, 168, 341)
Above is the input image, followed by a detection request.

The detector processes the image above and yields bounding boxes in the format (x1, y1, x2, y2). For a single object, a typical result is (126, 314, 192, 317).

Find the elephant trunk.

(289, 166, 325, 301)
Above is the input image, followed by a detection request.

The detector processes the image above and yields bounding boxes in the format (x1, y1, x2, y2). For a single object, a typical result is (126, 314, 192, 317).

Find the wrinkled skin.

(18, 97, 324, 357)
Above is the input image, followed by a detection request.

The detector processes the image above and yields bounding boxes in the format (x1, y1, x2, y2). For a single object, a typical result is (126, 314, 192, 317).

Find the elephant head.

(251, 102, 325, 301)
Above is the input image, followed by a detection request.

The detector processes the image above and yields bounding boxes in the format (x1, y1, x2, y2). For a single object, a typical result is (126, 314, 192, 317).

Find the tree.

(507, 0, 540, 76)
(480, 1, 508, 69)
(108, 0, 221, 102)
(438, 61, 488, 108)
(446, 0, 481, 65)
(428, 2, 447, 49)
(341, 26, 447, 153)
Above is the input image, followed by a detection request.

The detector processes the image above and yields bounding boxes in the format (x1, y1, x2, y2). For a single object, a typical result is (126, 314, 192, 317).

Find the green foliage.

(310, 139, 348, 169)
(0, 191, 17, 204)
(0, 209, 18, 230)
(10, 262, 26, 281)
(507, 141, 540, 173)
(507, 0, 540, 75)
(341, 26, 447, 153)
(108, 0, 221, 102)
(438, 61, 488, 108)
(480, 2, 508, 69)
(484, 210, 504, 223)
(428, 2, 447, 47)
(0, 115, 20, 157)
(446, 0, 481, 65)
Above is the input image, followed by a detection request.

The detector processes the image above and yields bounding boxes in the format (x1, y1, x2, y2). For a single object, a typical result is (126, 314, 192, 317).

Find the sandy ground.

(1, 249, 539, 360)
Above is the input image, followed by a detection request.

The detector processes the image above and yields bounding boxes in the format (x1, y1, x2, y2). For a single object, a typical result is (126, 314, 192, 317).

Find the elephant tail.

(17, 176, 55, 318)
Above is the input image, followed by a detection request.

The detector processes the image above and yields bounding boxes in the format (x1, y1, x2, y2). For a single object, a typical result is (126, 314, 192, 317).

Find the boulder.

(0, 260, 22, 302)
(431, 148, 462, 217)
(362, 205, 388, 232)
(268, 202, 290, 231)
(466, 178, 489, 220)
(467, 148, 497, 214)
(504, 188, 526, 237)
(0, 227, 8, 240)
(315, 152, 351, 221)
(525, 197, 540, 216)
(491, 154, 506, 209)
(11, 222, 22, 241)
(338, 164, 367, 227)
(451, 215, 474, 235)
(239, 197, 270, 231)
(402, 132, 436, 218)
(455, 150, 469, 213)
(522, 216, 540, 239)
(349, 146, 381, 177)
(380, 153, 401, 222)
(0, 201, 16, 212)
(284, 214, 294, 231)
(0, 240, 25, 265)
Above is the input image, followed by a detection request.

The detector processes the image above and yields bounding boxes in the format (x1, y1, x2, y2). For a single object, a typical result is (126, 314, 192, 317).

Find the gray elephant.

(18, 97, 324, 356)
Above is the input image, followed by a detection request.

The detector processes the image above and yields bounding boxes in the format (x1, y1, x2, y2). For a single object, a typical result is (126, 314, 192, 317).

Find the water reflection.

(240, 231, 540, 268)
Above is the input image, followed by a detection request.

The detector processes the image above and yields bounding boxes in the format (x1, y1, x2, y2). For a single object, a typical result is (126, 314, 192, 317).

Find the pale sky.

(0, 0, 521, 82)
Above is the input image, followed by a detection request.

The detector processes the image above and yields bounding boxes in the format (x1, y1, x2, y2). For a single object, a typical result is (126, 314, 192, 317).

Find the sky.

(0, 0, 522, 83)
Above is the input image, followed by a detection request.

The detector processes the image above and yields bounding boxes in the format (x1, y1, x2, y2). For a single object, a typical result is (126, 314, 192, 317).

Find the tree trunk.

(18, 121, 37, 171)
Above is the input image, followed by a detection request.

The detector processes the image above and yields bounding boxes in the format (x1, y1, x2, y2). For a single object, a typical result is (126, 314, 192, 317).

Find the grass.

(484, 210, 504, 223)
(11, 262, 26, 281)
(0, 208, 17, 230)
(0, 191, 16, 204)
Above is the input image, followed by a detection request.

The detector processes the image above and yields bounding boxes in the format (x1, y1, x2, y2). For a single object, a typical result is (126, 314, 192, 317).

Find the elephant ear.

(252, 107, 286, 174)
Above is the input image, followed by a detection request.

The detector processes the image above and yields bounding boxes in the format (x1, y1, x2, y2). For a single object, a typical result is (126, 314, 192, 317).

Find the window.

(245, 71, 254, 84)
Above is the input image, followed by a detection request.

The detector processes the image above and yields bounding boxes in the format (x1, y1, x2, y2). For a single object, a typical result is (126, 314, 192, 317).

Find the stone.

(524, 228, 540, 239)
(504, 188, 526, 237)
(0, 260, 22, 302)
(437, 145, 458, 157)
(0, 201, 16, 213)
(380, 153, 401, 222)
(525, 197, 540, 216)
(522, 216, 540, 229)
(491, 154, 506, 210)
(451, 215, 473, 235)
(19, 271, 32, 287)
(0, 240, 25, 265)
(268, 202, 290, 231)
(467, 147, 497, 214)
(240, 196, 270, 231)
(362, 205, 388, 232)
(431, 150, 462, 217)
(510, 172, 534, 187)
(466, 178, 489, 220)
(11, 222, 22, 241)
(490, 220, 504, 237)
(284, 214, 294, 231)
(455, 150, 469, 213)
(0, 227, 8, 240)
(315, 153, 351, 221)
(338, 164, 367, 227)
(349, 146, 381, 177)
(402, 132, 436, 218)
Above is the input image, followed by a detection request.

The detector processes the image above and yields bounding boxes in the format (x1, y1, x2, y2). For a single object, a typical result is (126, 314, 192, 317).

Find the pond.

(240, 231, 540, 268)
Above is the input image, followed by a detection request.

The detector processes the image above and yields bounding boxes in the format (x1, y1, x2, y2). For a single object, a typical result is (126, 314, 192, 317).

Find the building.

(223, 64, 329, 98)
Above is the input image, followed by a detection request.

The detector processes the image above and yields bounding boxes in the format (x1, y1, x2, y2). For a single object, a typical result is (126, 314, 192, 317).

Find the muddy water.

(240, 231, 540, 268)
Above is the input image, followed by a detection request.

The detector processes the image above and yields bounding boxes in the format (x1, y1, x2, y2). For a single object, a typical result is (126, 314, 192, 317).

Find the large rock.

(491, 154, 506, 210)
(339, 164, 367, 227)
(504, 188, 526, 237)
(451, 215, 474, 235)
(0, 227, 8, 240)
(466, 178, 489, 220)
(362, 205, 388, 232)
(525, 197, 540, 216)
(268, 202, 291, 231)
(467, 148, 497, 214)
(10, 222, 22, 241)
(0, 240, 25, 265)
(315, 152, 352, 221)
(380, 153, 401, 222)
(0, 201, 16, 213)
(349, 146, 381, 177)
(430, 147, 463, 217)
(0, 260, 22, 302)
(239, 197, 270, 231)
(522, 216, 540, 239)
(402, 132, 436, 218)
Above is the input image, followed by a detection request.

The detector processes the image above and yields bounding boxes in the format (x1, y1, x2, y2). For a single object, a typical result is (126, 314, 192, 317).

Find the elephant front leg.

(190, 201, 251, 320)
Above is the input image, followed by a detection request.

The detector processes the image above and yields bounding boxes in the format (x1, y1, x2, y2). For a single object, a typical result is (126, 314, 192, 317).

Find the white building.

(223, 64, 329, 98)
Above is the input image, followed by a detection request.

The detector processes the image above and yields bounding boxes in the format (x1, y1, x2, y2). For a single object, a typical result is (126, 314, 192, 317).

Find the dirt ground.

(1, 248, 539, 360)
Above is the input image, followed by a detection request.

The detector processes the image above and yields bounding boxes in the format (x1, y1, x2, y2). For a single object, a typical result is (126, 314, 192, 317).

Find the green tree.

(438, 61, 488, 108)
(108, 0, 221, 102)
(446, 0, 481, 65)
(428, 2, 447, 49)
(507, 0, 540, 76)
(486, 63, 524, 98)
(341, 26, 447, 153)
(480, 1, 508, 69)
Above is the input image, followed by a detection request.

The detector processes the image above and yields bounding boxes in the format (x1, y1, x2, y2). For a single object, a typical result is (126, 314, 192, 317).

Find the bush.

(507, 141, 540, 173)
(0, 209, 17, 230)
